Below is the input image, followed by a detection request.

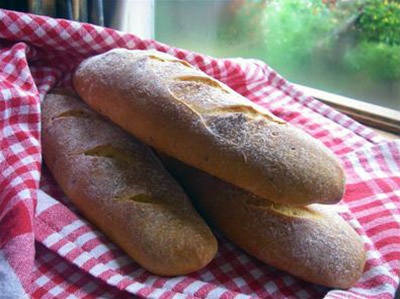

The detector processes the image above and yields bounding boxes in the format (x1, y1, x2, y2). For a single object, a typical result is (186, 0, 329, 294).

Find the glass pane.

(155, 0, 400, 110)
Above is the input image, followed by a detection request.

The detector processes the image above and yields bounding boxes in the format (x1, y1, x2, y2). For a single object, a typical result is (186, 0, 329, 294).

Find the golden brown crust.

(159, 154, 366, 289)
(73, 49, 345, 206)
(41, 92, 217, 276)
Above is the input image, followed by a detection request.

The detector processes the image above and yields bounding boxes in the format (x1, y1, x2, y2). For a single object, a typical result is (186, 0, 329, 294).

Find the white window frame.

(108, 0, 154, 40)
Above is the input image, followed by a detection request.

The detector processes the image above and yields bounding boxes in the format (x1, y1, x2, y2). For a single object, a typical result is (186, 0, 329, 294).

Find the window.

(154, 0, 400, 112)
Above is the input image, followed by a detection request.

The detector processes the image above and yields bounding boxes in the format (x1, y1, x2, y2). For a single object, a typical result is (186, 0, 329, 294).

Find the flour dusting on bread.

(73, 48, 346, 206)
(41, 92, 218, 276)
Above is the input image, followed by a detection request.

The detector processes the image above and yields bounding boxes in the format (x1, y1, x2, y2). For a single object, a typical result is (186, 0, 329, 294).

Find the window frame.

(294, 84, 400, 136)
(109, 0, 155, 39)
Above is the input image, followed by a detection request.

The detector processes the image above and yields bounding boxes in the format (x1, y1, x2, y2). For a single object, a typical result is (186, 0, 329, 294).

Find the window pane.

(155, 0, 400, 110)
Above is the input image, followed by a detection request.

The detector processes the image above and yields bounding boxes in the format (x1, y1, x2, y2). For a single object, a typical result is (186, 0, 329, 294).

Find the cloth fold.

(1, 9, 399, 299)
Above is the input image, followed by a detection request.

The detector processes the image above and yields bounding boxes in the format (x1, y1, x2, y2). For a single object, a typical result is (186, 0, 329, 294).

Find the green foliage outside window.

(345, 0, 400, 81)
(344, 41, 400, 81)
(219, 0, 400, 109)
(155, 0, 400, 108)
(218, 0, 400, 82)
(358, 0, 400, 46)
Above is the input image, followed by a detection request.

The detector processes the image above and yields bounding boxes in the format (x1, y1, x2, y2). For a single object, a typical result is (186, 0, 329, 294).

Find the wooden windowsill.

(294, 84, 400, 137)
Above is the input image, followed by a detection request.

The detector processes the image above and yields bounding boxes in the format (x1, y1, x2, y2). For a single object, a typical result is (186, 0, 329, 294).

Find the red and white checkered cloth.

(1, 9, 399, 299)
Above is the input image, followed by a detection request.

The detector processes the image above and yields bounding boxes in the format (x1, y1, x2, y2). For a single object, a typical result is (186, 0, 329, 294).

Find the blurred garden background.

(155, 0, 400, 110)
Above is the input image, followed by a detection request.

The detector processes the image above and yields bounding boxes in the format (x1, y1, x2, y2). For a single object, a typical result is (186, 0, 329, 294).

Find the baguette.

(41, 91, 217, 276)
(73, 49, 345, 206)
(159, 154, 366, 289)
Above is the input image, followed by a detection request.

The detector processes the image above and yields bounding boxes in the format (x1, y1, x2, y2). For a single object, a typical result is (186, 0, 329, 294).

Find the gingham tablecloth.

(0, 9, 399, 299)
